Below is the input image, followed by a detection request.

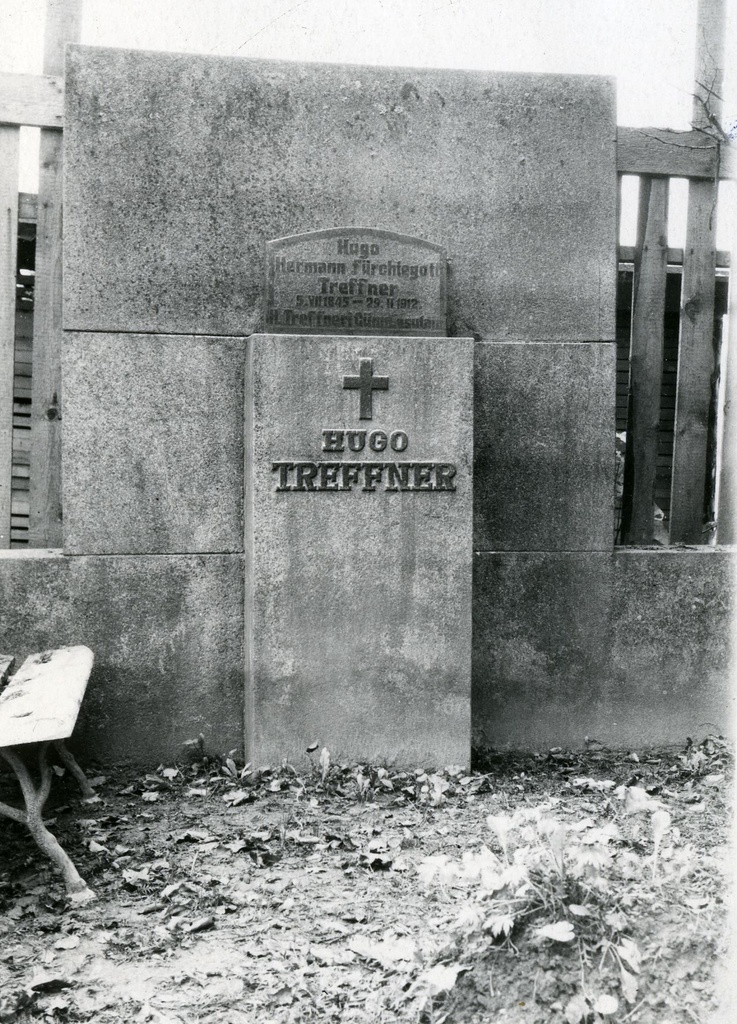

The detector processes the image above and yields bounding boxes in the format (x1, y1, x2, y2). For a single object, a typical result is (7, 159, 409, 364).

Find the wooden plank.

(28, 0, 81, 548)
(717, 279, 737, 541)
(18, 193, 38, 223)
(0, 72, 64, 129)
(623, 177, 670, 544)
(619, 245, 730, 268)
(28, 129, 63, 546)
(43, 0, 83, 77)
(691, 0, 725, 134)
(668, 182, 718, 543)
(617, 127, 735, 180)
(0, 646, 93, 747)
(668, 0, 724, 543)
(0, 126, 19, 550)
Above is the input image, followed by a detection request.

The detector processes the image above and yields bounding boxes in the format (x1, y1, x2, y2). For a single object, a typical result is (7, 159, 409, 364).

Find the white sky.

(2, 0, 736, 247)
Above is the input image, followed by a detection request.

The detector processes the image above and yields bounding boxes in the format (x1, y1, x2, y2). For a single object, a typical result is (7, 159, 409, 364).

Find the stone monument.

(60, 46, 617, 763)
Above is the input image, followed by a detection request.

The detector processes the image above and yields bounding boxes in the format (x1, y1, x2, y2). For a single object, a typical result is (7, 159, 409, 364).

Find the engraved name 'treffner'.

(271, 355, 458, 494)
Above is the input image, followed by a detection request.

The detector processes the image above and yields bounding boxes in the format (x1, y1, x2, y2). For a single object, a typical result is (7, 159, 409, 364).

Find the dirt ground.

(0, 740, 733, 1024)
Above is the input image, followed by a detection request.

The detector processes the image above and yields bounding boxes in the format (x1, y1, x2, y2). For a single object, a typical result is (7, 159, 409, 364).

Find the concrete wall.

(473, 549, 735, 750)
(0, 551, 244, 763)
(63, 47, 616, 343)
(1, 47, 722, 765)
(2, 545, 733, 763)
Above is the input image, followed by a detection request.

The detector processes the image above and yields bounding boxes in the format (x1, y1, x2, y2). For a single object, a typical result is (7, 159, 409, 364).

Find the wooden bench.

(0, 646, 95, 900)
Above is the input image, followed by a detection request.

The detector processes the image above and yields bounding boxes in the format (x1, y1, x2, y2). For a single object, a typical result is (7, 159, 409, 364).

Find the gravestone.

(246, 329, 473, 765)
(62, 45, 617, 765)
(250, 227, 472, 763)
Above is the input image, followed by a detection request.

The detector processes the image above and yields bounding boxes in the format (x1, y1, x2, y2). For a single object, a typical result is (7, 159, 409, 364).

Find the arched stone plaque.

(265, 228, 446, 336)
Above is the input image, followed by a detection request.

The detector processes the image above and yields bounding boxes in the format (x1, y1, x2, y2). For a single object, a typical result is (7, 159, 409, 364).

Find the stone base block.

(474, 342, 616, 551)
(246, 334, 473, 766)
(473, 550, 735, 749)
(0, 552, 244, 762)
(62, 333, 245, 554)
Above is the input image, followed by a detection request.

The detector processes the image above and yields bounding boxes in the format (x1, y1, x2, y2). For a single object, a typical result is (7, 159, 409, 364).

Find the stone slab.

(62, 333, 245, 554)
(474, 342, 616, 551)
(0, 553, 244, 762)
(246, 334, 473, 766)
(64, 45, 616, 342)
(473, 550, 735, 750)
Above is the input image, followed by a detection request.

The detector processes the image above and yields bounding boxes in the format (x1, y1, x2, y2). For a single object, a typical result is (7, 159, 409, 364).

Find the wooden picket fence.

(0, 0, 735, 550)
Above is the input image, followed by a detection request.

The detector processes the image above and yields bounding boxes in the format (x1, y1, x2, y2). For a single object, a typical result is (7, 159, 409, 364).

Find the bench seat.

(0, 646, 95, 899)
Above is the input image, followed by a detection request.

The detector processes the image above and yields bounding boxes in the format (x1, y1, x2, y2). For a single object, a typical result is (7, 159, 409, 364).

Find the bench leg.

(53, 740, 96, 799)
(0, 745, 94, 899)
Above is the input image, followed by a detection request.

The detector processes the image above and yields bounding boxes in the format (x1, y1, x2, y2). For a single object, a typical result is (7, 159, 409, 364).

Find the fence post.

(717, 289, 737, 541)
(28, 0, 82, 548)
(0, 128, 20, 548)
(668, 0, 725, 543)
(622, 176, 670, 544)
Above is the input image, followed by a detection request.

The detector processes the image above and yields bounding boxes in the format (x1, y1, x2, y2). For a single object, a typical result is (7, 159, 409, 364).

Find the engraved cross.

(343, 358, 389, 420)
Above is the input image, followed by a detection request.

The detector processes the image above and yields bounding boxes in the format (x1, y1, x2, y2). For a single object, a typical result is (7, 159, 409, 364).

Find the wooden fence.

(0, 0, 735, 550)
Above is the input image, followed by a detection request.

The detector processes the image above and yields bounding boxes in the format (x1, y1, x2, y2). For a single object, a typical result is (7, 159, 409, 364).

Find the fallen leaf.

(413, 963, 461, 997)
(224, 838, 248, 853)
(564, 992, 589, 1024)
(593, 993, 618, 1015)
(28, 972, 74, 993)
(269, 986, 294, 1007)
(68, 888, 96, 905)
(617, 937, 641, 973)
(568, 904, 592, 917)
(536, 921, 575, 942)
(604, 910, 628, 931)
(309, 944, 356, 966)
(175, 829, 213, 843)
(621, 965, 638, 1004)
(53, 935, 80, 950)
(223, 790, 252, 806)
(349, 932, 417, 969)
(684, 895, 710, 911)
(186, 915, 215, 934)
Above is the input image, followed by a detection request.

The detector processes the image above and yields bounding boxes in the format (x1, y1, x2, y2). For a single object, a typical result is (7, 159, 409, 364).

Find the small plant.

(413, 793, 700, 1016)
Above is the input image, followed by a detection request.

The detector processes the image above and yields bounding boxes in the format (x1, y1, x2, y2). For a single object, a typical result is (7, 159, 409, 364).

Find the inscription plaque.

(265, 228, 446, 336)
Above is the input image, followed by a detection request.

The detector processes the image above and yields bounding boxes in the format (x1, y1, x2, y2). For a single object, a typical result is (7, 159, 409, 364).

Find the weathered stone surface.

(64, 46, 616, 342)
(474, 342, 616, 551)
(62, 333, 245, 554)
(247, 334, 473, 766)
(473, 550, 735, 749)
(0, 552, 244, 762)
